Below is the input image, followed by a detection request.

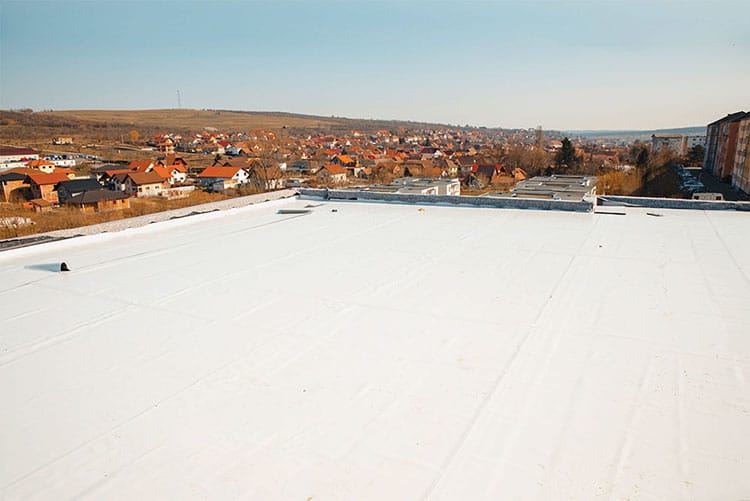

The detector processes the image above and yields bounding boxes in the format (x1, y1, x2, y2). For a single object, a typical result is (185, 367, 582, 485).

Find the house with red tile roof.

(151, 164, 187, 185)
(25, 159, 57, 173)
(54, 167, 76, 179)
(316, 164, 347, 185)
(29, 197, 56, 213)
(123, 171, 166, 197)
(25, 172, 71, 203)
(331, 154, 357, 167)
(197, 166, 250, 191)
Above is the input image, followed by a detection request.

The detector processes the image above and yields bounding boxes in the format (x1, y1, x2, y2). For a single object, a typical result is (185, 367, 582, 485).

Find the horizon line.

(2, 107, 711, 133)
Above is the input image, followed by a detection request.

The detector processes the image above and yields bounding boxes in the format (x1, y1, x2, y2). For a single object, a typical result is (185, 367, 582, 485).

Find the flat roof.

(1, 199, 749, 498)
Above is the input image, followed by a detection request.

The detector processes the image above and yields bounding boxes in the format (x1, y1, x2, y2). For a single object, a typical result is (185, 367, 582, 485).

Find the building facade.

(0, 147, 39, 170)
(704, 112, 747, 179)
(651, 134, 683, 154)
(732, 116, 750, 195)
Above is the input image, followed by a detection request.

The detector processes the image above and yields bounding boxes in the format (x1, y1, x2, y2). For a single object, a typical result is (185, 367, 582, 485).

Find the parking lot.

(680, 166, 750, 201)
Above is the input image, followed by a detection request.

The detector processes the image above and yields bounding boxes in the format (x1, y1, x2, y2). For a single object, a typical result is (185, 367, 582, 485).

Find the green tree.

(635, 145, 649, 168)
(688, 145, 705, 166)
(555, 137, 576, 171)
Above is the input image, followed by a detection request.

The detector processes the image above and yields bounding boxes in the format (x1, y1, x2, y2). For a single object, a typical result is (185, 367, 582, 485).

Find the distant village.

(1, 110, 748, 220)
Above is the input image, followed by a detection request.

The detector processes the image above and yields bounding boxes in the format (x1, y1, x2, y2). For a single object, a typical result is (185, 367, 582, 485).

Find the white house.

(316, 164, 347, 185)
(123, 172, 166, 197)
(197, 166, 249, 190)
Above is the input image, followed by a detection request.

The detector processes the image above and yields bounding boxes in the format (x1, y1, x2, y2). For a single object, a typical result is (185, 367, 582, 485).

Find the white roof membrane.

(1, 199, 749, 499)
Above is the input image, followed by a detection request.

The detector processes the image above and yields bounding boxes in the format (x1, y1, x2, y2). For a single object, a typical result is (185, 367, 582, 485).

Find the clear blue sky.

(1, 0, 748, 130)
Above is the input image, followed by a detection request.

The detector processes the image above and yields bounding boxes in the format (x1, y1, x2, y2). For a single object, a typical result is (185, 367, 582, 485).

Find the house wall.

(316, 171, 346, 185)
(125, 179, 164, 197)
(97, 198, 130, 211)
(171, 171, 187, 184)
(136, 183, 163, 197)
(1, 179, 29, 202)
(232, 171, 249, 184)
(31, 184, 59, 203)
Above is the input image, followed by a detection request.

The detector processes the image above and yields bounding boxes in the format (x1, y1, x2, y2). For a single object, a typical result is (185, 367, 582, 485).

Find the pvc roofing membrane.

(1, 198, 749, 499)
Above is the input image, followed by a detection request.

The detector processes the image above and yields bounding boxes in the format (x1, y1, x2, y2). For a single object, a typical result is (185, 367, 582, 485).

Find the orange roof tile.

(6, 167, 35, 176)
(321, 164, 347, 175)
(150, 165, 172, 180)
(336, 155, 355, 164)
(198, 166, 242, 179)
(26, 172, 70, 186)
(55, 167, 75, 176)
(104, 169, 134, 177)
(126, 171, 164, 185)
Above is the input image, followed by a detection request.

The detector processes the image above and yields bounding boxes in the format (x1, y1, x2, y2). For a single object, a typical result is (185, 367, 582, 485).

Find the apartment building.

(704, 112, 747, 179)
(732, 115, 750, 194)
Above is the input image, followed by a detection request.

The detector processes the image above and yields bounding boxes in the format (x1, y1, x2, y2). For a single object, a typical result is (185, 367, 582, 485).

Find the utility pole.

(177, 89, 182, 109)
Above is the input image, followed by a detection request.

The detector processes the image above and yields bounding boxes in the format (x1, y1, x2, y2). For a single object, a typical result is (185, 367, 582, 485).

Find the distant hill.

(2, 108, 708, 143)
(564, 126, 706, 140)
(11, 109, 471, 134)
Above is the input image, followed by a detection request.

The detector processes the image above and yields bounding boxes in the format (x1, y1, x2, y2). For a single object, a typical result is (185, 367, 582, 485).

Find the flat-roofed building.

(388, 177, 461, 195)
(651, 134, 683, 154)
(487, 174, 596, 201)
(1, 198, 749, 499)
(0, 147, 39, 170)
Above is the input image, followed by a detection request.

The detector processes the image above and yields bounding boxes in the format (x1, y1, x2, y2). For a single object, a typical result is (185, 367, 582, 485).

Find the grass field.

(0, 190, 232, 240)
(6, 108, 454, 135)
(40, 109, 346, 131)
(0, 108, 459, 153)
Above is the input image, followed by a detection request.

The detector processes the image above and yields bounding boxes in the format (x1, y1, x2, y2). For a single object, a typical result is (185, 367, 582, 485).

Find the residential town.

(2, 1, 749, 499)
(1, 109, 748, 238)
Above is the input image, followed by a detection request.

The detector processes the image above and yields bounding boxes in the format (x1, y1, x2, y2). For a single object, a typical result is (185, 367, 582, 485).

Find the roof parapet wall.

(298, 188, 593, 212)
(598, 195, 750, 211)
